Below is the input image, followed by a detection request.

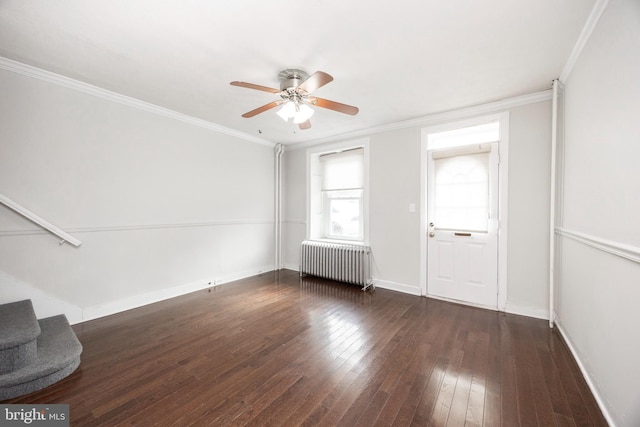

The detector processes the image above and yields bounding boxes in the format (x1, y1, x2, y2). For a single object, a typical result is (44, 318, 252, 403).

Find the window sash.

(322, 189, 363, 240)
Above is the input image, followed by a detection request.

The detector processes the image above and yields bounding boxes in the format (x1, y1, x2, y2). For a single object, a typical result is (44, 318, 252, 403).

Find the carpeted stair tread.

(0, 300, 40, 350)
(0, 314, 82, 400)
(0, 300, 40, 374)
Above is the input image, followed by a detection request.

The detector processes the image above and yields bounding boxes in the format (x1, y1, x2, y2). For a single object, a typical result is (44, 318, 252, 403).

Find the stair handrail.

(0, 193, 82, 247)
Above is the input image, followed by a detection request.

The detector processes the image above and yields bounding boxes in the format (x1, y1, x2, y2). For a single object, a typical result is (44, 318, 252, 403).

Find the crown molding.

(0, 55, 555, 152)
(285, 89, 552, 151)
(0, 56, 275, 147)
(559, 0, 609, 83)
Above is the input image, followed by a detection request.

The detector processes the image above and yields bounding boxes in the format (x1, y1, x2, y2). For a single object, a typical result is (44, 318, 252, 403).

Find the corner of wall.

(0, 270, 83, 324)
(504, 301, 549, 320)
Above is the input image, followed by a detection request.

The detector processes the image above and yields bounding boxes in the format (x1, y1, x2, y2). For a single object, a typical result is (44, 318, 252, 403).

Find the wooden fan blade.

(298, 120, 312, 130)
(313, 97, 359, 115)
(297, 71, 333, 94)
(231, 81, 280, 94)
(242, 100, 283, 118)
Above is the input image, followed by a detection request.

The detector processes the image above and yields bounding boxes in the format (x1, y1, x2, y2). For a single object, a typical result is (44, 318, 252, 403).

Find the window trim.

(306, 138, 370, 245)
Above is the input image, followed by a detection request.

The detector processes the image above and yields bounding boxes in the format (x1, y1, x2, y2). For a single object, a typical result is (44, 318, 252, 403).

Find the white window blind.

(433, 151, 490, 232)
(319, 148, 364, 241)
(320, 148, 364, 191)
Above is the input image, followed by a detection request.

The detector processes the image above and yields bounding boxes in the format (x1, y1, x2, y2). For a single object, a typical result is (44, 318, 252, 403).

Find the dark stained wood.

(3, 270, 608, 426)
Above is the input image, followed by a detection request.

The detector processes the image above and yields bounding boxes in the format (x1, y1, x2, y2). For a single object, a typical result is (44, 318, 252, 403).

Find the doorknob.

(429, 232, 435, 237)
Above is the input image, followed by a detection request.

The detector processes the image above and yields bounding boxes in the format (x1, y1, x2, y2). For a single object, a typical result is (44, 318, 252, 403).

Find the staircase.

(0, 300, 82, 400)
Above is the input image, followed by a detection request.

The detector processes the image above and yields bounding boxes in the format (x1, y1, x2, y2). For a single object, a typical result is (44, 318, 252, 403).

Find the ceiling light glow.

(277, 101, 314, 123)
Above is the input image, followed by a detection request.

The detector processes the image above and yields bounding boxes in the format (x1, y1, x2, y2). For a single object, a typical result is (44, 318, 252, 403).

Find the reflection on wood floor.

(299, 275, 374, 306)
(5, 269, 607, 426)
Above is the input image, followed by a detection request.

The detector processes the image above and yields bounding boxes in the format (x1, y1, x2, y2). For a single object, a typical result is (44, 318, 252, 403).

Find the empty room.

(0, 0, 638, 425)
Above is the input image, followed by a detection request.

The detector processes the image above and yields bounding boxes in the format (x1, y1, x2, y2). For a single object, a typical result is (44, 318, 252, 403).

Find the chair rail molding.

(0, 219, 275, 237)
(556, 227, 640, 264)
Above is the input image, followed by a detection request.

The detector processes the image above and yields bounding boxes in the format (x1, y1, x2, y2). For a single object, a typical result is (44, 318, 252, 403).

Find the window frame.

(306, 138, 370, 245)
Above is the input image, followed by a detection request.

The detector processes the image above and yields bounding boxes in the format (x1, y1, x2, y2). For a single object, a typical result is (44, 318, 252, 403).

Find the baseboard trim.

(426, 294, 498, 312)
(80, 265, 275, 324)
(282, 263, 299, 272)
(215, 265, 275, 287)
(374, 278, 421, 296)
(554, 320, 616, 427)
(505, 302, 549, 320)
(0, 271, 84, 324)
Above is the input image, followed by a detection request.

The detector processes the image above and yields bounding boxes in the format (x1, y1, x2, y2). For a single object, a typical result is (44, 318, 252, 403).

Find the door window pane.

(434, 153, 489, 232)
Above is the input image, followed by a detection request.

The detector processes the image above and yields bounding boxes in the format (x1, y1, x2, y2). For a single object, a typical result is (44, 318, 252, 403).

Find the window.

(427, 121, 499, 150)
(308, 140, 368, 243)
(321, 148, 364, 240)
(432, 147, 491, 232)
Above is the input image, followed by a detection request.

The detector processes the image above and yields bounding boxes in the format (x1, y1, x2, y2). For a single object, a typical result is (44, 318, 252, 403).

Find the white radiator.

(300, 240, 373, 290)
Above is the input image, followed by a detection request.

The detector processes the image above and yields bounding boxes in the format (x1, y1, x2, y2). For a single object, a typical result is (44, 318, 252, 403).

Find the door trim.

(420, 112, 509, 311)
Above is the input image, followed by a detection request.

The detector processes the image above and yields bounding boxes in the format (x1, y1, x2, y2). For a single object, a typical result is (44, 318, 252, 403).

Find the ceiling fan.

(230, 68, 359, 130)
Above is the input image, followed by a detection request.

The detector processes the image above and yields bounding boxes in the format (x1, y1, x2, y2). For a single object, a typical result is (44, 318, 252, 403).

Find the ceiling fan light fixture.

(277, 100, 314, 123)
(294, 103, 314, 123)
(276, 101, 296, 122)
(231, 69, 358, 131)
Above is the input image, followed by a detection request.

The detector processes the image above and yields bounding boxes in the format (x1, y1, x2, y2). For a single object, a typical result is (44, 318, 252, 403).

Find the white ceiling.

(0, 0, 595, 145)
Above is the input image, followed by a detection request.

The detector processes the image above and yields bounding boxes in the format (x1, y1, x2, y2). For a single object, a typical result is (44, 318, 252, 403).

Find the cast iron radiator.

(299, 240, 373, 290)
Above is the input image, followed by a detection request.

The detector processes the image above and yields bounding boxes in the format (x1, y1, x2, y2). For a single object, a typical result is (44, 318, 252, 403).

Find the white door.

(427, 143, 499, 307)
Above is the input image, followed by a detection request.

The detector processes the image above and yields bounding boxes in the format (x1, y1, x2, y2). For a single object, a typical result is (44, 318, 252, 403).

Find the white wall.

(557, 0, 640, 425)
(282, 99, 552, 316)
(0, 67, 275, 323)
(507, 101, 552, 317)
(281, 148, 306, 271)
(369, 127, 422, 294)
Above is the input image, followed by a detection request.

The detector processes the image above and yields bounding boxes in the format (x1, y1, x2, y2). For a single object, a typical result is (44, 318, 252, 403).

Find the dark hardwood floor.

(4, 270, 607, 426)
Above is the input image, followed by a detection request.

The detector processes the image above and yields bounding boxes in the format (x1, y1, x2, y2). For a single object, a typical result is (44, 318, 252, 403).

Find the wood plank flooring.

(4, 270, 607, 426)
